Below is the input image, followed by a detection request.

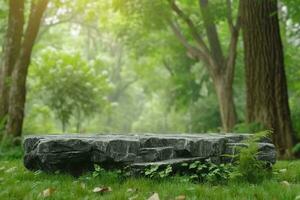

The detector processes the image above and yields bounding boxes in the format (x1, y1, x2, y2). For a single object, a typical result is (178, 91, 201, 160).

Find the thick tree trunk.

(0, 0, 24, 120)
(6, 0, 48, 137)
(241, 0, 296, 157)
(214, 75, 236, 132)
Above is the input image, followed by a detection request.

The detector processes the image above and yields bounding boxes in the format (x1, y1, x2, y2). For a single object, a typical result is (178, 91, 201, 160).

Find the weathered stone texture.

(23, 134, 276, 175)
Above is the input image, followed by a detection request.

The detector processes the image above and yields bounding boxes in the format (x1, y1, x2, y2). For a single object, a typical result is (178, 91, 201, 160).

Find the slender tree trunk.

(169, 0, 240, 132)
(199, 0, 237, 132)
(6, 0, 48, 137)
(241, 0, 296, 157)
(76, 110, 81, 133)
(214, 75, 236, 132)
(62, 121, 66, 133)
(0, 0, 24, 120)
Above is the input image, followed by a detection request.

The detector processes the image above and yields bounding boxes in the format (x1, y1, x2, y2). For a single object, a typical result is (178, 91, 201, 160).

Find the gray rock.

(23, 133, 277, 175)
(131, 157, 205, 169)
(136, 146, 175, 162)
(223, 142, 276, 164)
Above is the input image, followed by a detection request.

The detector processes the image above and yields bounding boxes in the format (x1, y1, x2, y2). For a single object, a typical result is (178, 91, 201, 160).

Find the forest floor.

(1, 147, 300, 200)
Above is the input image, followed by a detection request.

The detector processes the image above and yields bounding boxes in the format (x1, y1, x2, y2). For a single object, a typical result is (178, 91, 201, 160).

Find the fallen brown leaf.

(175, 195, 186, 200)
(147, 192, 160, 200)
(92, 186, 112, 194)
(41, 188, 55, 198)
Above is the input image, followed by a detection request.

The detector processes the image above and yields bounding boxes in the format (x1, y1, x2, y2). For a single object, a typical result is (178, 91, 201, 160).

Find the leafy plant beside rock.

(136, 159, 233, 184)
(230, 131, 273, 183)
(116, 131, 274, 184)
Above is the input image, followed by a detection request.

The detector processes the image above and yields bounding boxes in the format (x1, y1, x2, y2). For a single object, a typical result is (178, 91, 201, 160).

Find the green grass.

(1, 148, 300, 200)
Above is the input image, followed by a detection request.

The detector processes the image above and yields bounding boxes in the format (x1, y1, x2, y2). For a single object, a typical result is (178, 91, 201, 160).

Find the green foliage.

(144, 165, 173, 179)
(0, 0, 7, 46)
(2, 158, 300, 200)
(292, 143, 300, 154)
(0, 144, 23, 160)
(181, 160, 233, 184)
(233, 122, 265, 133)
(112, 0, 171, 30)
(283, 0, 300, 23)
(3, 0, 298, 136)
(92, 164, 105, 178)
(232, 131, 272, 183)
(30, 48, 110, 132)
(141, 160, 233, 184)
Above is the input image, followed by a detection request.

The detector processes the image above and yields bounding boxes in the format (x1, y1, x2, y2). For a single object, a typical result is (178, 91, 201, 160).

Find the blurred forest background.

(0, 0, 300, 157)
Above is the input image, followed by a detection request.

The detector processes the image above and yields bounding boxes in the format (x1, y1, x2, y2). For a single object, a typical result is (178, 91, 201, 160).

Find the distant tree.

(114, 0, 241, 132)
(169, 0, 242, 132)
(241, 0, 296, 157)
(31, 49, 110, 132)
(0, 0, 49, 138)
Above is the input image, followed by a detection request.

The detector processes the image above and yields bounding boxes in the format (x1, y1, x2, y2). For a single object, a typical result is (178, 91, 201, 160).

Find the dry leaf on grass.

(41, 188, 55, 198)
(281, 181, 290, 187)
(279, 168, 287, 173)
(92, 186, 112, 194)
(175, 195, 186, 200)
(147, 192, 160, 200)
(127, 188, 138, 193)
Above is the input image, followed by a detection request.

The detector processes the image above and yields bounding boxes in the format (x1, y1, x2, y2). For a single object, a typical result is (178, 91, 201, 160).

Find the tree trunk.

(214, 75, 236, 132)
(0, 0, 24, 120)
(241, 0, 296, 157)
(6, 0, 48, 137)
(199, 0, 237, 132)
(169, 0, 240, 132)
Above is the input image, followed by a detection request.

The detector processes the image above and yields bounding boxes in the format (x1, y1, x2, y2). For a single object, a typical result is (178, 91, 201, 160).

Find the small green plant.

(232, 131, 273, 183)
(292, 143, 300, 154)
(180, 159, 233, 184)
(144, 165, 162, 178)
(92, 164, 105, 178)
(233, 122, 265, 133)
(143, 165, 174, 179)
(117, 131, 272, 184)
(158, 165, 173, 178)
(141, 160, 233, 184)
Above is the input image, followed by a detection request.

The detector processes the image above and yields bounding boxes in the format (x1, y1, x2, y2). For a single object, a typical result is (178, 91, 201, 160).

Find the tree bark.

(169, 0, 240, 132)
(6, 0, 48, 137)
(0, 0, 24, 120)
(199, 0, 237, 132)
(214, 75, 236, 132)
(241, 0, 296, 157)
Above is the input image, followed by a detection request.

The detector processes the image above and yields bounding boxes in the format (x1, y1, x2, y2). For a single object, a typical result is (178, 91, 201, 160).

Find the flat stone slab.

(23, 133, 276, 175)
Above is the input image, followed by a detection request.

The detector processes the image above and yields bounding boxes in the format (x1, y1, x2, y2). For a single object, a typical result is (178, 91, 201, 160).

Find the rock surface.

(23, 134, 276, 175)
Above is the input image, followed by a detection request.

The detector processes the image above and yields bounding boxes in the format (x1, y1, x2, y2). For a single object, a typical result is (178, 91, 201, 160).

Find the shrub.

(138, 159, 234, 184)
(231, 131, 273, 183)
